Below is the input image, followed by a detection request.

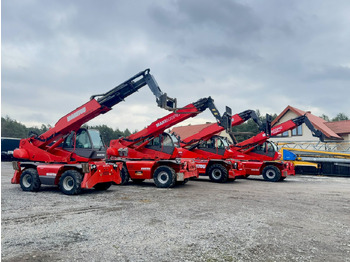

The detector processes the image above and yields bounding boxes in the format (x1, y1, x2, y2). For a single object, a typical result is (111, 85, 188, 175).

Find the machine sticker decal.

(67, 107, 86, 122)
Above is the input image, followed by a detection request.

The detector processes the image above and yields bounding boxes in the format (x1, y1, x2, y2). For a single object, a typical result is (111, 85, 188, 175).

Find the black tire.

(207, 164, 228, 183)
(93, 182, 112, 191)
(131, 179, 145, 184)
(262, 166, 281, 182)
(119, 165, 130, 185)
(279, 176, 287, 181)
(153, 166, 176, 188)
(20, 168, 41, 192)
(59, 170, 82, 195)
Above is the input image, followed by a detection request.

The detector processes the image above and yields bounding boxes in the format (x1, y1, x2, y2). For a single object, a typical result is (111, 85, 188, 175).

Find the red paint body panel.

(81, 162, 122, 188)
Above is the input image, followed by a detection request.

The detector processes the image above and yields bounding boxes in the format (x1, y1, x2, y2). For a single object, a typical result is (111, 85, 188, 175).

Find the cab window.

(76, 130, 92, 149)
(147, 136, 161, 146)
(89, 129, 104, 149)
(162, 134, 174, 147)
(63, 132, 75, 148)
(215, 138, 225, 149)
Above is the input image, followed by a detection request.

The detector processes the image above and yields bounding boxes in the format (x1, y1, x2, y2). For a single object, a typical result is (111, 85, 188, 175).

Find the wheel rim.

(158, 171, 169, 184)
(63, 176, 74, 191)
(212, 169, 222, 180)
(266, 170, 276, 179)
(22, 174, 32, 188)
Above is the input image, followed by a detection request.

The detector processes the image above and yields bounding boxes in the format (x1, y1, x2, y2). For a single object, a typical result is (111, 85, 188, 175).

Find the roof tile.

(171, 123, 214, 140)
(325, 120, 350, 134)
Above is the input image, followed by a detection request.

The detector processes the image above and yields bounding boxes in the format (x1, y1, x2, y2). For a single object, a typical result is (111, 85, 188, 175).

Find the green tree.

(124, 128, 131, 137)
(230, 111, 277, 143)
(332, 113, 349, 121)
(1, 116, 28, 138)
(320, 114, 330, 121)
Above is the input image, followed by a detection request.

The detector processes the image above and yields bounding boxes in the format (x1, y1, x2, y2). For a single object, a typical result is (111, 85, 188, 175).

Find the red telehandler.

(228, 114, 323, 181)
(107, 97, 234, 188)
(178, 112, 323, 182)
(176, 110, 265, 182)
(11, 69, 177, 195)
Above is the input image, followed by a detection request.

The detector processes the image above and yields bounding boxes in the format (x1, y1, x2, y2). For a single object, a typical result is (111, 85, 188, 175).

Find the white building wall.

(341, 134, 350, 140)
(219, 131, 233, 142)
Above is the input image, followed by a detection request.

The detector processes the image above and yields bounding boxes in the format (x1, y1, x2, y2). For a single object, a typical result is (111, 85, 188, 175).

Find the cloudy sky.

(2, 0, 350, 132)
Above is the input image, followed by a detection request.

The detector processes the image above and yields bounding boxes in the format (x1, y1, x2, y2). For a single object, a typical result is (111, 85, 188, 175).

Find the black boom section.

(193, 97, 232, 132)
(292, 115, 324, 141)
(91, 69, 177, 111)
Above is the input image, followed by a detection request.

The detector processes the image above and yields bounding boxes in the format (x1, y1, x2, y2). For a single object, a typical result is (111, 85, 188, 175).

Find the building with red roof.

(270, 105, 350, 142)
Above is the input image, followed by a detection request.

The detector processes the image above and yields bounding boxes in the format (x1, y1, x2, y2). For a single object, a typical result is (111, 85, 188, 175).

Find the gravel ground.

(1, 162, 350, 262)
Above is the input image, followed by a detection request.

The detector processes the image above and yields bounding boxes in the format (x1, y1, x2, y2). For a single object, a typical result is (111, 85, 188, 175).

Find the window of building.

(280, 131, 289, 137)
(292, 125, 302, 136)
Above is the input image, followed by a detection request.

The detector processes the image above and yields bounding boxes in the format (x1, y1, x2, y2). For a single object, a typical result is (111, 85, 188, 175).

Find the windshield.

(267, 141, 278, 152)
(213, 136, 230, 149)
(88, 129, 105, 149)
(168, 133, 180, 148)
(219, 137, 230, 148)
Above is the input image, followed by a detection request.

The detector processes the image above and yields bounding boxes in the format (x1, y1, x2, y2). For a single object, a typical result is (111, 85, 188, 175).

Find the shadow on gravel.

(189, 178, 239, 184)
(113, 180, 199, 189)
(10, 185, 119, 195)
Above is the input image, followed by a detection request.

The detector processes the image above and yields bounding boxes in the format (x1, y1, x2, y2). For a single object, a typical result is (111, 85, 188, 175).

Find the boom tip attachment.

(158, 94, 177, 111)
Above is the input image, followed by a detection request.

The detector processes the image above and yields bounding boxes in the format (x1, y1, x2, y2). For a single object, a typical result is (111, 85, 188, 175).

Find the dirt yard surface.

(1, 162, 350, 262)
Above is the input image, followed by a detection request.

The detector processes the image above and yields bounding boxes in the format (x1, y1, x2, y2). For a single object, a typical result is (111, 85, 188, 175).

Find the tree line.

(2, 112, 349, 145)
(1, 116, 133, 146)
(320, 113, 349, 122)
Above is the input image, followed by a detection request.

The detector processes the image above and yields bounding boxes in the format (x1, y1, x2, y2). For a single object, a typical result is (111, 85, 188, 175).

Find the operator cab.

(197, 135, 229, 155)
(250, 141, 278, 158)
(62, 128, 106, 159)
(144, 132, 179, 155)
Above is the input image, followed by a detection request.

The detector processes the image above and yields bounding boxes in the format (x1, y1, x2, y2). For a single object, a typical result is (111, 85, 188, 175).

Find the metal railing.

(275, 140, 350, 153)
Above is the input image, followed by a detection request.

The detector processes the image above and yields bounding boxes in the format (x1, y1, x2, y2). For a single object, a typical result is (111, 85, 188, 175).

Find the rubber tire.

(119, 165, 130, 185)
(153, 166, 176, 188)
(20, 168, 41, 192)
(207, 164, 228, 183)
(131, 179, 145, 184)
(59, 170, 82, 195)
(93, 182, 112, 191)
(262, 166, 282, 182)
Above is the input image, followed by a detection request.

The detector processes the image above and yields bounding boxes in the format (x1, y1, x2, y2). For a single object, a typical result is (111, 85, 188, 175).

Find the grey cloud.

(305, 65, 350, 81)
(150, 0, 261, 36)
(2, 0, 350, 132)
